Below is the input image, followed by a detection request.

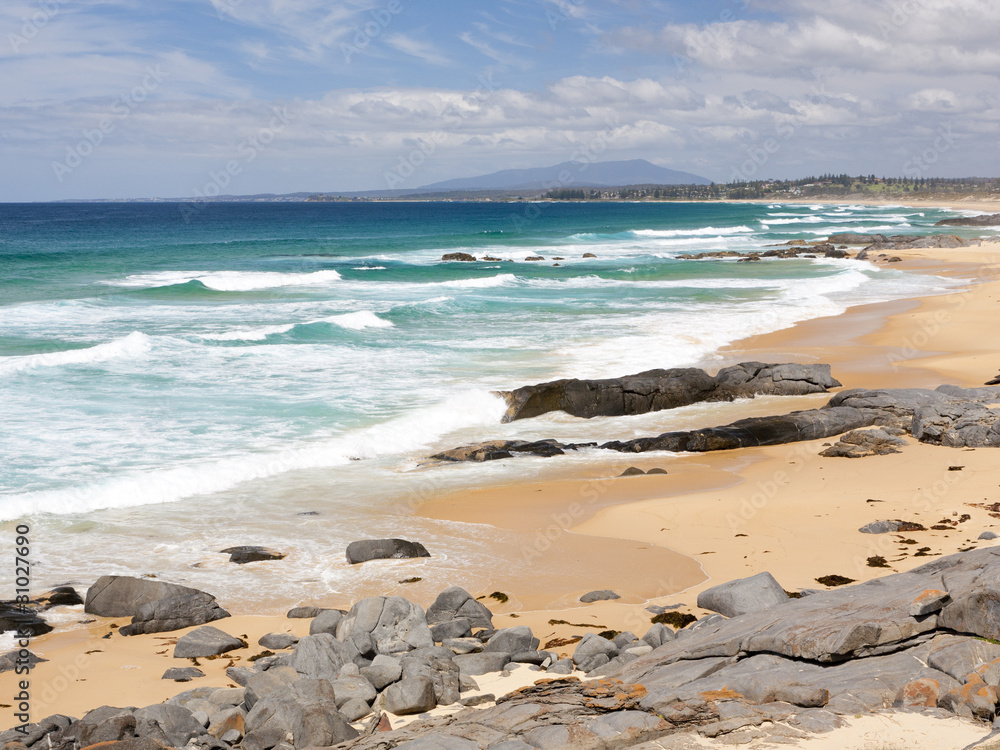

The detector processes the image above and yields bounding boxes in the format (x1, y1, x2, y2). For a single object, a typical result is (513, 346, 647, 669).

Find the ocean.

(0, 200, 989, 625)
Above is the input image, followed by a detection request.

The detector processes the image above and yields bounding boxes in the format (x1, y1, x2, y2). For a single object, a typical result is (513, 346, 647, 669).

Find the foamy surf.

(0, 331, 152, 375)
(106, 269, 343, 291)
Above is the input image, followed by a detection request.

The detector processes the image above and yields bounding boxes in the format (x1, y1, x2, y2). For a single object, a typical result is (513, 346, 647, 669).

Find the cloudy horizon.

(2, 0, 997, 201)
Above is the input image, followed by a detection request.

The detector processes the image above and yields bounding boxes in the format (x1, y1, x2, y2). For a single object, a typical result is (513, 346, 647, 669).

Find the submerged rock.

(345, 539, 431, 564)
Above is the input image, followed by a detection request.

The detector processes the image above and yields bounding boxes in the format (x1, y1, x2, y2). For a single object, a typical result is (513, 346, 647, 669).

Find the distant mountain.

(417, 159, 711, 192)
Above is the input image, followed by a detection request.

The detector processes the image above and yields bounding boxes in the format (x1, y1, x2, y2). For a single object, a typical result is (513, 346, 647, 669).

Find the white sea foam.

(632, 226, 753, 238)
(437, 274, 517, 289)
(0, 332, 151, 375)
(321, 311, 394, 330)
(106, 270, 343, 291)
(199, 324, 296, 341)
(0, 390, 507, 520)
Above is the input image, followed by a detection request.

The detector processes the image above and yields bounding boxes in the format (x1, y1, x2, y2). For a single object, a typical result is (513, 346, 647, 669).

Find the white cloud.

(384, 33, 451, 66)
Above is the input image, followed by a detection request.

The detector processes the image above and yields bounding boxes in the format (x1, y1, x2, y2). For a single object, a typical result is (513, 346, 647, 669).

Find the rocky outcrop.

(345, 539, 431, 564)
(697, 572, 789, 618)
(820, 427, 908, 457)
(173, 625, 246, 658)
(15, 553, 1000, 749)
(496, 362, 841, 422)
(441, 252, 476, 262)
(936, 214, 1000, 227)
(434, 384, 1000, 463)
(828, 232, 889, 244)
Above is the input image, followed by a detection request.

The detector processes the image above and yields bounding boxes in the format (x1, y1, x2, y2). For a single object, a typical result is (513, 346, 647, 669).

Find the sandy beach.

(5, 205, 1000, 748)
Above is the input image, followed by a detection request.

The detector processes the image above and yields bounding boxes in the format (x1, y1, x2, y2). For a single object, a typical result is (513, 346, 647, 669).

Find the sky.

(1, 0, 998, 201)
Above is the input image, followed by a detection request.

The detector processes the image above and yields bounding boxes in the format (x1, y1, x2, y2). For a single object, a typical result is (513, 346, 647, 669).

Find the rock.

(642, 624, 676, 649)
(496, 362, 841, 423)
(0, 648, 46, 673)
(361, 654, 403, 690)
(573, 633, 618, 665)
(308, 610, 343, 636)
(244, 677, 358, 748)
(288, 634, 355, 682)
(286, 606, 323, 618)
(382, 676, 437, 715)
(443, 637, 482, 654)
(401, 652, 461, 706)
(210, 687, 246, 707)
(828, 233, 888, 244)
(332, 675, 377, 707)
(582, 253, 597, 258)
(895, 677, 945, 708)
(340, 697, 372, 722)
(432, 438, 567, 462)
(910, 589, 951, 617)
(524, 256, 545, 261)
(430, 618, 472, 641)
(133, 704, 205, 747)
(928, 636, 1000, 682)
(258, 632, 298, 650)
(336, 597, 434, 658)
(452, 652, 510, 676)
(86, 576, 209, 617)
(860, 520, 903, 534)
(173, 626, 246, 658)
(221, 546, 286, 564)
(982, 532, 1000, 540)
(936, 214, 1000, 227)
(48, 706, 134, 749)
(163, 667, 205, 681)
(913, 399, 1000, 448)
(824, 247, 849, 258)
(484, 627, 538, 654)
(547, 658, 575, 675)
(441, 253, 476, 262)
(345, 539, 431, 564)
(820, 428, 907, 457)
(207, 707, 245, 739)
(619, 467, 645, 476)
(0, 605, 51, 635)
(244, 667, 300, 710)
(697, 572, 789, 618)
(940, 674, 997, 721)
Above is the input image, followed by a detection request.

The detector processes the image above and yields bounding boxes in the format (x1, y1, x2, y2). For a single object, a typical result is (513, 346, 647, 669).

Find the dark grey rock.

(642, 623, 676, 649)
(496, 362, 841, 422)
(425, 586, 494, 631)
(221, 546, 286, 564)
(360, 654, 403, 690)
(286, 606, 322, 619)
(163, 667, 206, 682)
(927, 635, 1000, 681)
(0, 605, 52, 637)
(339, 697, 372, 722)
(401, 653, 461, 706)
(332, 675, 377, 708)
(981, 532, 1000, 541)
(484, 626, 538, 654)
(346, 539, 431, 564)
(244, 677, 357, 748)
(452, 651, 511, 676)
(288, 634, 355, 682)
(133, 704, 205, 747)
(0, 648, 46, 673)
(382, 676, 437, 715)
(85, 575, 209, 618)
(697, 571, 789, 617)
(580, 590, 621, 603)
(821, 428, 907, 458)
(244, 667, 300, 710)
(430, 618, 472, 642)
(119, 590, 230, 636)
(173, 625, 246, 658)
(860, 520, 902, 534)
(258, 632, 298, 650)
(308, 609, 343, 636)
(573, 633, 618, 665)
(547, 658, 574, 675)
(443, 637, 482, 654)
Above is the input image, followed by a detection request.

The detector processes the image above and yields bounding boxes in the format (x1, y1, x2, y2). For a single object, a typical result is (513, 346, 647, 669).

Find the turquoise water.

(0, 200, 985, 611)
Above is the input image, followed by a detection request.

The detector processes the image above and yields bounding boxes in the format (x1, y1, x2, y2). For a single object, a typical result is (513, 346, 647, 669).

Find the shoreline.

(4, 206, 1000, 737)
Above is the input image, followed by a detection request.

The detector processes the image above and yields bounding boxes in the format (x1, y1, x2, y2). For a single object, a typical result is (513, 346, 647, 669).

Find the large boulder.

(133, 704, 205, 748)
(0, 603, 52, 636)
(244, 678, 357, 749)
(346, 539, 431, 564)
(336, 596, 434, 656)
(425, 587, 494, 631)
(287, 634, 356, 682)
(697, 571, 790, 618)
(86, 575, 229, 636)
(173, 626, 246, 658)
(382, 676, 437, 715)
(221, 546, 286, 564)
(484, 627, 538, 654)
(119, 591, 230, 636)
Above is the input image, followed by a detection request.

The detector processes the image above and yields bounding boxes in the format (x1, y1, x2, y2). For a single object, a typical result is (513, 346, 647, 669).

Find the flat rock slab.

(580, 590, 621, 603)
(220, 546, 287, 564)
(346, 539, 430, 564)
(162, 667, 205, 682)
(173, 625, 246, 658)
